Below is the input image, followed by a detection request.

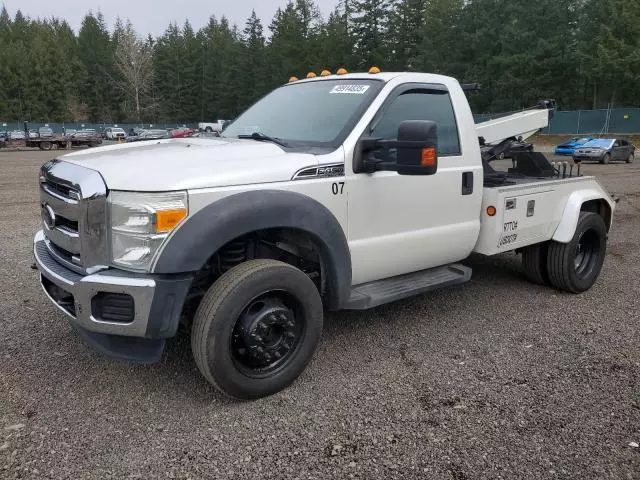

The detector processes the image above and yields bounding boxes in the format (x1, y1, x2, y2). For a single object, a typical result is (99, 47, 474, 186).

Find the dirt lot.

(1, 148, 639, 479)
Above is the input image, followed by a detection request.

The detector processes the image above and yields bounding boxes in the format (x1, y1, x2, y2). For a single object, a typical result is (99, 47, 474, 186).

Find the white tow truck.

(34, 70, 615, 399)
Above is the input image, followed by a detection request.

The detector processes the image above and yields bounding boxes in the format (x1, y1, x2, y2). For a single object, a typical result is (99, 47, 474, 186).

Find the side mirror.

(357, 120, 439, 175)
(395, 120, 438, 176)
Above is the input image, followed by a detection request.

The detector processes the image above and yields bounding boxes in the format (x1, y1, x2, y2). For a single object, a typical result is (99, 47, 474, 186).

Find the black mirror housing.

(396, 120, 438, 176)
(355, 120, 439, 175)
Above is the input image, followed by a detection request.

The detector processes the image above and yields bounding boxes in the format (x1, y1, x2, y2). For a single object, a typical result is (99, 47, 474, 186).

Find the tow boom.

(475, 100, 556, 144)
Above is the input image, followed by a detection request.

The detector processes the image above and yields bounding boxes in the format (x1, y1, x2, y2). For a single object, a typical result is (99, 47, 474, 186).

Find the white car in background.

(197, 120, 227, 134)
(105, 127, 127, 140)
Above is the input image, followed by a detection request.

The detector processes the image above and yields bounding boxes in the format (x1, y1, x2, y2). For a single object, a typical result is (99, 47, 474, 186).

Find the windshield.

(582, 139, 614, 149)
(222, 79, 383, 147)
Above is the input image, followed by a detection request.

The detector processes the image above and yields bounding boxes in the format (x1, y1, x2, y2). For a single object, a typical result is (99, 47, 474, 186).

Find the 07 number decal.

(332, 182, 345, 195)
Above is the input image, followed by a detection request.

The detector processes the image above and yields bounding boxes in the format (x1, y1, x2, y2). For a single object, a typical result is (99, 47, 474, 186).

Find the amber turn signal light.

(155, 209, 187, 233)
(487, 206, 497, 217)
(421, 147, 436, 166)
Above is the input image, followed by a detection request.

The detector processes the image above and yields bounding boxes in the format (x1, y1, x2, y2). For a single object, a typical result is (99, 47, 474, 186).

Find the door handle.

(462, 172, 473, 195)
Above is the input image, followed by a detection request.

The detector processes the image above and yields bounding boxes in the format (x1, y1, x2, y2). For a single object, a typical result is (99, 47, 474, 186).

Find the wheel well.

(181, 228, 326, 326)
(581, 199, 612, 231)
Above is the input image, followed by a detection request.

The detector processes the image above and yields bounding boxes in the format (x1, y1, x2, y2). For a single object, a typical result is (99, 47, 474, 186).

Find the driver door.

(347, 84, 482, 286)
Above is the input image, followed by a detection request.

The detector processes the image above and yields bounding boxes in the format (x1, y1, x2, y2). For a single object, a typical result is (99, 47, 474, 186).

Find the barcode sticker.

(329, 85, 370, 95)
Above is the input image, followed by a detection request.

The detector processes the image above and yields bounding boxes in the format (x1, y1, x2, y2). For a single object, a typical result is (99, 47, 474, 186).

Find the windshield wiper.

(238, 132, 289, 148)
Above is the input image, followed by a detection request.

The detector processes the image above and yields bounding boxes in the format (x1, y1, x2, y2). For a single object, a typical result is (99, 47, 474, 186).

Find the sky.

(1, 0, 338, 37)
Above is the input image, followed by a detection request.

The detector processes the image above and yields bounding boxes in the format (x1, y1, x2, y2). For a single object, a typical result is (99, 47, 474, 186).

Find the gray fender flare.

(153, 190, 351, 310)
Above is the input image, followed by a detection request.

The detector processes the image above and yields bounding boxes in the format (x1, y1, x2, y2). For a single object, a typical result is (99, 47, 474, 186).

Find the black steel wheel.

(191, 259, 323, 399)
(546, 212, 607, 293)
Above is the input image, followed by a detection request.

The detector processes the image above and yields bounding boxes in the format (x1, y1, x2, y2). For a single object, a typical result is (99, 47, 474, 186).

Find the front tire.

(191, 259, 323, 400)
(627, 153, 634, 164)
(546, 212, 607, 293)
(600, 153, 611, 164)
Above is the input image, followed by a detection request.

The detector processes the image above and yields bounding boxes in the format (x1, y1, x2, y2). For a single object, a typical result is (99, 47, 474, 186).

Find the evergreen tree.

(349, 0, 393, 69)
(388, 0, 427, 70)
(238, 11, 268, 110)
(78, 12, 119, 121)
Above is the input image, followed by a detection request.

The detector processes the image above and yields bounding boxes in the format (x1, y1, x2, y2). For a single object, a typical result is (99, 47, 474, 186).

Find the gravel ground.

(1, 149, 639, 479)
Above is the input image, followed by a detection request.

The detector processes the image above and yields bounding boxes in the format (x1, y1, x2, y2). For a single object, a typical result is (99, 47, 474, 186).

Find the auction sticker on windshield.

(330, 85, 371, 95)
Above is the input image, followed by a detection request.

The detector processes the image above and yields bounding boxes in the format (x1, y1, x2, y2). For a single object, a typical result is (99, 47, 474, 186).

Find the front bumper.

(555, 148, 575, 155)
(572, 153, 603, 161)
(34, 230, 193, 362)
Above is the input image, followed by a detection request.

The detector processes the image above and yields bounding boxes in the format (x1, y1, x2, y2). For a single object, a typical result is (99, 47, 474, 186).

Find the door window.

(370, 89, 461, 156)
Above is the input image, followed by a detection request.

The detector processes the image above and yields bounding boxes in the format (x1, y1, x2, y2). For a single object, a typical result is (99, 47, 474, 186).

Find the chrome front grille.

(39, 159, 109, 273)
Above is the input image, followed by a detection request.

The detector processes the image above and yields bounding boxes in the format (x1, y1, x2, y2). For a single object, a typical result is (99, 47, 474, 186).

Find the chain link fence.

(474, 108, 640, 135)
(3, 108, 640, 136)
(0, 122, 198, 135)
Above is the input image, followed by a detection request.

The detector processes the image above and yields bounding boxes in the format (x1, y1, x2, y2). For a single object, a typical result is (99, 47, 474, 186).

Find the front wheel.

(546, 212, 607, 293)
(191, 259, 323, 399)
(600, 153, 611, 164)
(627, 153, 634, 164)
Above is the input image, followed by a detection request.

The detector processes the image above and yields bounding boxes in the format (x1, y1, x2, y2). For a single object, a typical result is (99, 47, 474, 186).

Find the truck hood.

(59, 137, 318, 191)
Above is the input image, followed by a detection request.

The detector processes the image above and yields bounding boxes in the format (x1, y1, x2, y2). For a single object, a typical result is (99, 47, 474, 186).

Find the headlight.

(109, 191, 188, 271)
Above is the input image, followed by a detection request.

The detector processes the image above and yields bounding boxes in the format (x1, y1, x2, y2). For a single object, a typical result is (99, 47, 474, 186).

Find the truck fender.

(152, 190, 351, 310)
(552, 189, 614, 243)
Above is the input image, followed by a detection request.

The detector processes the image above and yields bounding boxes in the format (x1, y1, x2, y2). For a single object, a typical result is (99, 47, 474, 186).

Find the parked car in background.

(10, 130, 26, 140)
(198, 120, 227, 134)
(128, 127, 145, 137)
(169, 127, 195, 138)
(38, 127, 54, 138)
(573, 138, 635, 164)
(105, 127, 127, 140)
(125, 129, 170, 142)
(554, 136, 595, 155)
(28, 130, 38, 139)
(63, 128, 77, 136)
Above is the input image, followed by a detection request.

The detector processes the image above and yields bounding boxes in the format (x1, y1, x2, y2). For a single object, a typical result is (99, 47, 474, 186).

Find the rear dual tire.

(191, 259, 323, 400)
(522, 212, 607, 293)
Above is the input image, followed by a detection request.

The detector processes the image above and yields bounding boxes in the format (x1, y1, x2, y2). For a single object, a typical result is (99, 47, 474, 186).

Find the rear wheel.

(521, 242, 549, 285)
(627, 153, 634, 164)
(546, 212, 607, 293)
(600, 153, 611, 164)
(191, 259, 323, 400)
(39, 141, 52, 151)
(205, 127, 213, 133)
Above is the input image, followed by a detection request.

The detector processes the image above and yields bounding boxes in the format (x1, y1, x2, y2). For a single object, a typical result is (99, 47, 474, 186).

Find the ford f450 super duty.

(34, 71, 616, 399)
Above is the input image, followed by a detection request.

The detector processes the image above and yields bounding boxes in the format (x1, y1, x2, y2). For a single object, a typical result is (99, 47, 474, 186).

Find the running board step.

(345, 264, 472, 310)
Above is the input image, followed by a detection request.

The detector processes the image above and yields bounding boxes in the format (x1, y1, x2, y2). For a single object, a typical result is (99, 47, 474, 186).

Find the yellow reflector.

(288, 76, 299, 83)
(368, 66, 381, 74)
(320, 70, 331, 77)
(421, 147, 436, 167)
(336, 68, 348, 75)
(155, 209, 187, 233)
(487, 206, 497, 217)
(307, 72, 317, 78)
